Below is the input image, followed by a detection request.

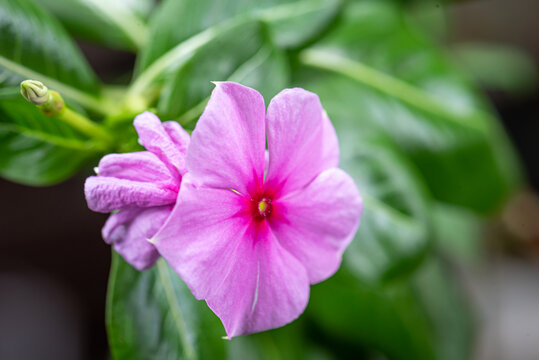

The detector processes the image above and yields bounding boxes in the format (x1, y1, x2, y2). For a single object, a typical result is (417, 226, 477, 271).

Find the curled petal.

(186, 82, 266, 195)
(266, 88, 338, 196)
(134, 112, 190, 175)
(85, 176, 177, 213)
(163, 121, 190, 157)
(271, 168, 362, 283)
(103, 206, 171, 270)
(153, 175, 309, 337)
(97, 151, 174, 184)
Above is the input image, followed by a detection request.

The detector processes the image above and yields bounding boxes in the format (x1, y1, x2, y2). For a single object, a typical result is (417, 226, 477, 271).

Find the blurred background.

(1, 0, 539, 359)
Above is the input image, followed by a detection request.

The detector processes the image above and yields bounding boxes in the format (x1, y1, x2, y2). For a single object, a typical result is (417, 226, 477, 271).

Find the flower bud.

(20, 80, 49, 105)
(39, 91, 64, 117)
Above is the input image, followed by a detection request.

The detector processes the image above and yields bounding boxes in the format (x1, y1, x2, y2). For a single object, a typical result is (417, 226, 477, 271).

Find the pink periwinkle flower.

(152, 82, 362, 337)
(84, 112, 189, 270)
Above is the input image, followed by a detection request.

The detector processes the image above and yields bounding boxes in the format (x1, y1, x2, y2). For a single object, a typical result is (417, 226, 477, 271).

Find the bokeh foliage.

(0, 0, 526, 359)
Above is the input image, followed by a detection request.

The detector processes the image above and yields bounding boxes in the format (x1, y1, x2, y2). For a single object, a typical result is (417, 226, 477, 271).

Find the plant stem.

(59, 107, 113, 144)
(298, 48, 489, 132)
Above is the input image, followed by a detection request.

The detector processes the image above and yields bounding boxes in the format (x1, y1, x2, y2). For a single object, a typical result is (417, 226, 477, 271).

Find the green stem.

(59, 107, 113, 144)
(4, 123, 103, 151)
(298, 48, 489, 132)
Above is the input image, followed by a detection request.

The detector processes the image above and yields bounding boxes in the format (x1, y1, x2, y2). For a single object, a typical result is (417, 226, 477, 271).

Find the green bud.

(20, 80, 49, 105)
(20, 80, 65, 117)
(39, 90, 64, 117)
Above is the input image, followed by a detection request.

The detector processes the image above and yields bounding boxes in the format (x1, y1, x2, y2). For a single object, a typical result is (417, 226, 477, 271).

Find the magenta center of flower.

(251, 196, 272, 221)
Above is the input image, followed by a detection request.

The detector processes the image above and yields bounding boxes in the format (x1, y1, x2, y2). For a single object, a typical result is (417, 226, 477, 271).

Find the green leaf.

(39, 0, 152, 51)
(157, 21, 289, 120)
(411, 257, 475, 360)
(107, 252, 227, 360)
(431, 202, 482, 262)
(227, 321, 334, 360)
(0, 97, 99, 185)
(108, 252, 339, 360)
(295, 67, 430, 284)
(453, 43, 538, 95)
(308, 257, 473, 360)
(0, 0, 108, 113)
(298, 0, 521, 213)
(344, 136, 430, 283)
(128, 0, 340, 99)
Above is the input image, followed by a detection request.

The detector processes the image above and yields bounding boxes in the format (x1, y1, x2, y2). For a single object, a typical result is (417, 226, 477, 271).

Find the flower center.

(258, 199, 270, 215)
(253, 197, 272, 220)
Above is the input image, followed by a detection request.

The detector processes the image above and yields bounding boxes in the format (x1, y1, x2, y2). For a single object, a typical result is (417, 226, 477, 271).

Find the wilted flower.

(85, 112, 189, 270)
(153, 82, 362, 337)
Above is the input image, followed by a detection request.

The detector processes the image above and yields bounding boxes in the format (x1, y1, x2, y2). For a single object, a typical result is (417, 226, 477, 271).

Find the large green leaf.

(343, 135, 430, 283)
(0, 96, 100, 185)
(308, 257, 473, 360)
(127, 0, 340, 101)
(0, 0, 107, 113)
(298, 0, 521, 213)
(39, 0, 153, 51)
(157, 21, 289, 120)
(108, 252, 331, 360)
(295, 67, 430, 284)
(107, 252, 227, 360)
(138, 0, 340, 70)
(431, 202, 481, 262)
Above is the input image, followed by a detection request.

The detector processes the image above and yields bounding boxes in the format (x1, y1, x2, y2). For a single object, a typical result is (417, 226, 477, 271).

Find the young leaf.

(0, 0, 107, 113)
(39, 0, 153, 51)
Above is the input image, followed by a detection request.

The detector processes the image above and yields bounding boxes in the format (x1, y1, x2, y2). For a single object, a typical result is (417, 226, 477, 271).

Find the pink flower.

(152, 82, 362, 337)
(84, 112, 189, 270)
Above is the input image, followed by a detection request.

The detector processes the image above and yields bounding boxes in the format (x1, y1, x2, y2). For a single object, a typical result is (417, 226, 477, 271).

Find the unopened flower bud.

(20, 80, 49, 105)
(40, 90, 64, 117)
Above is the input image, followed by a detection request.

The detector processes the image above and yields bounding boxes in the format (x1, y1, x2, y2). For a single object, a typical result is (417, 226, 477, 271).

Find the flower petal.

(84, 176, 177, 213)
(97, 151, 174, 184)
(163, 120, 190, 159)
(134, 112, 190, 175)
(186, 82, 266, 195)
(266, 88, 338, 196)
(213, 223, 309, 337)
(153, 175, 309, 337)
(321, 110, 339, 169)
(270, 168, 362, 284)
(103, 206, 171, 270)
